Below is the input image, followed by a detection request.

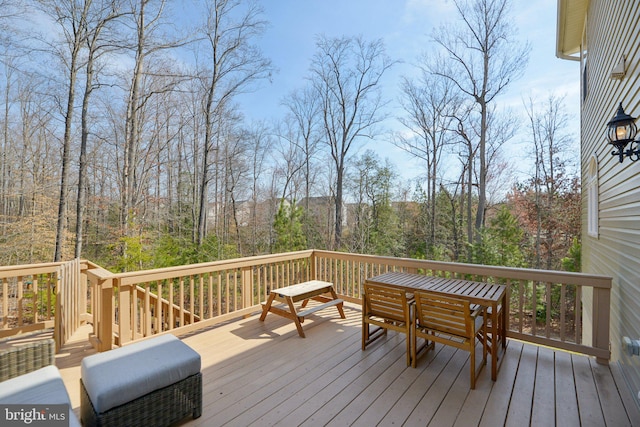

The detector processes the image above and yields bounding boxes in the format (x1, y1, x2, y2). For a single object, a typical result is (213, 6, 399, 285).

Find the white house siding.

(577, 0, 640, 403)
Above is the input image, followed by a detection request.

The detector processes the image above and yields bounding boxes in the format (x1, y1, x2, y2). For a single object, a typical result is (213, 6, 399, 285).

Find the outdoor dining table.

(364, 271, 507, 381)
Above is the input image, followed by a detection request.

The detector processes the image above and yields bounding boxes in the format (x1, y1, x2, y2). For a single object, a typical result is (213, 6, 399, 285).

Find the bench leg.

(260, 293, 276, 321)
(331, 288, 346, 319)
(286, 296, 306, 338)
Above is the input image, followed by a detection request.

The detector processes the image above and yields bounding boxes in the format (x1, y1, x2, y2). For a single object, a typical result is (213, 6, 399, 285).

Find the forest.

(0, 0, 581, 273)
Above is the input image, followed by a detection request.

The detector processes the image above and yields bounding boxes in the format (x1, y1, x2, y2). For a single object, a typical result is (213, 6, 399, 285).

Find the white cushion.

(0, 365, 81, 427)
(81, 334, 200, 413)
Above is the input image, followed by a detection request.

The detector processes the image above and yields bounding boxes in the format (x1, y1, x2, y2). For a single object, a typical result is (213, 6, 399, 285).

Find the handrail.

(311, 250, 611, 363)
(1, 262, 61, 339)
(1, 250, 612, 363)
(85, 251, 314, 350)
(0, 259, 87, 351)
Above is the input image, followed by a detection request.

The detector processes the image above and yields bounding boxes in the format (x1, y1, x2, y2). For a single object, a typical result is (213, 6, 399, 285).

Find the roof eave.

(556, 0, 588, 61)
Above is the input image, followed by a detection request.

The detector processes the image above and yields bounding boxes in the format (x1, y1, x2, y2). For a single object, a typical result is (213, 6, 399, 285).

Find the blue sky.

(234, 0, 581, 184)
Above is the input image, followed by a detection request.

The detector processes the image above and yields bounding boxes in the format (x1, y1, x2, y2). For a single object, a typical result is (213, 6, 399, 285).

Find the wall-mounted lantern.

(607, 103, 640, 163)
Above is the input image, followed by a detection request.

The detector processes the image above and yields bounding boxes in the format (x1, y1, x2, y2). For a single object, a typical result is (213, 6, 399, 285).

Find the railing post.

(310, 251, 317, 280)
(592, 284, 611, 364)
(54, 272, 61, 352)
(118, 280, 131, 345)
(80, 266, 88, 321)
(242, 267, 253, 317)
(98, 277, 113, 352)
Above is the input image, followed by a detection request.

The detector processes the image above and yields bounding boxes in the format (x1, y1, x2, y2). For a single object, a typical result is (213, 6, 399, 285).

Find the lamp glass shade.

(607, 103, 638, 144)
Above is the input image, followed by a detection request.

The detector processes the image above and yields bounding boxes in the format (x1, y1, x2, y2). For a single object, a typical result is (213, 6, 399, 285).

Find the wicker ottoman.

(80, 334, 202, 427)
(0, 337, 55, 382)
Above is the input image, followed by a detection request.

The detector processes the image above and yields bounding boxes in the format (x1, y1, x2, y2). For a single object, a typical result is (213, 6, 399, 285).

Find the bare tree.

(396, 67, 458, 256)
(0, 52, 15, 230)
(34, 0, 93, 261)
(451, 102, 516, 256)
(75, 0, 125, 258)
(246, 121, 272, 255)
(524, 94, 573, 269)
(484, 105, 518, 205)
(0, 0, 21, 44)
(121, 0, 171, 240)
(195, 0, 272, 246)
(452, 110, 477, 253)
(310, 35, 394, 249)
(272, 120, 304, 201)
(281, 86, 322, 210)
(347, 150, 400, 256)
(431, 0, 529, 242)
(221, 122, 250, 255)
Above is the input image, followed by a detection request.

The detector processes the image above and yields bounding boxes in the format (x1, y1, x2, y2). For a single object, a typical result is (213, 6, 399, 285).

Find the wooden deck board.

(51, 302, 639, 427)
(404, 348, 469, 426)
(505, 342, 537, 426)
(252, 329, 362, 426)
(591, 358, 632, 427)
(612, 362, 640, 426)
(324, 341, 410, 426)
(270, 341, 400, 426)
(555, 348, 581, 427)
(531, 346, 555, 426)
(452, 355, 492, 427)
(352, 342, 442, 426)
(379, 344, 455, 426)
(478, 340, 521, 427)
(428, 353, 476, 427)
(220, 322, 360, 425)
(574, 353, 607, 427)
(299, 337, 407, 426)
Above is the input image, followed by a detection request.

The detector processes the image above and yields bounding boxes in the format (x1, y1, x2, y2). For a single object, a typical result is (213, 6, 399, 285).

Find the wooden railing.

(0, 262, 59, 336)
(55, 258, 85, 349)
(0, 259, 88, 350)
(85, 252, 314, 351)
(311, 250, 611, 363)
(2, 250, 612, 363)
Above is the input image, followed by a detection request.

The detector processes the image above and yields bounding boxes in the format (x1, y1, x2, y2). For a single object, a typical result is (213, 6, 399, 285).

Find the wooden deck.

(54, 302, 640, 426)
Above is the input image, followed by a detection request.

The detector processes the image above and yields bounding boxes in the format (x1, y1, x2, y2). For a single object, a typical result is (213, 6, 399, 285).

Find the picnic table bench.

(259, 280, 346, 337)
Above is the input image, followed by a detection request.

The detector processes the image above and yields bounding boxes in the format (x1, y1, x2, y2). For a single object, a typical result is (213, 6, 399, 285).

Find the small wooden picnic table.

(259, 280, 346, 338)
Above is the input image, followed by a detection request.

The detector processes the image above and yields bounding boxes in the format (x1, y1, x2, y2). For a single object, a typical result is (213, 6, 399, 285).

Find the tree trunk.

(75, 48, 95, 258)
(122, 0, 147, 240)
(54, 34, 83, 262)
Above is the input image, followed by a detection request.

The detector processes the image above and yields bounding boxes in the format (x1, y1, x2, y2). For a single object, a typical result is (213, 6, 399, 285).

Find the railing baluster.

(207, 274, 213, 318)
(560, 284, 566, 342)
(233, 270, 238, 312)
(156, 282, 162, 333)
(144, 284, 151, 337)
(179, 277, 185, 327)
(2, 278, 7, 329)
(189, 276, 195, 324)
(576, 285, 582, 344)
(518, 280, 524, 334)
(17, 276, 23, 326)
(546, 282, 552, 339)
(199, 275, 204, 320)
(168, 281, 174, 330)
(32, 276, 38, 324)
